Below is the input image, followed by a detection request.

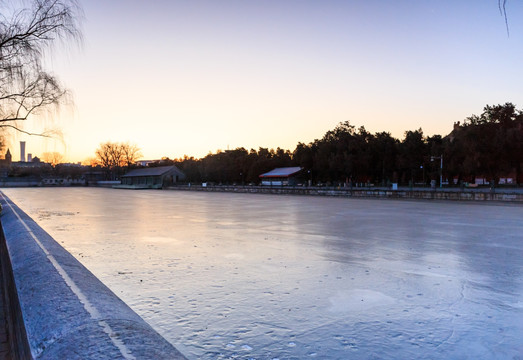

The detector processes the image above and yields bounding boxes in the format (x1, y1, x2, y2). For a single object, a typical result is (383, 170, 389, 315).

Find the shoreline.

(0, 183, 521, 202)
(165, 184, 523, 202)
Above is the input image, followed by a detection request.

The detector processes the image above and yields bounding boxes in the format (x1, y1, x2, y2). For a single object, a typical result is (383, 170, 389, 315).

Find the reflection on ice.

(224, 253, 246, 260)
(142, 236, 180, 244)
(2, 188, 522, 360)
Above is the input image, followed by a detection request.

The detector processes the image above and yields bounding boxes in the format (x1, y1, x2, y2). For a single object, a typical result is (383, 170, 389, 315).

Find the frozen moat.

(2, 188, 522, 359)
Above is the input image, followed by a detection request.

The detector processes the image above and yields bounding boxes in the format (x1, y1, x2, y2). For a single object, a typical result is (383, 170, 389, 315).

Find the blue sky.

(13, 0, 523, 162)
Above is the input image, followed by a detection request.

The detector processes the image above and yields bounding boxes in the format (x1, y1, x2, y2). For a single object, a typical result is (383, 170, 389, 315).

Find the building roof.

(122, 165, 184, 178)
(259, 167, 302, 178)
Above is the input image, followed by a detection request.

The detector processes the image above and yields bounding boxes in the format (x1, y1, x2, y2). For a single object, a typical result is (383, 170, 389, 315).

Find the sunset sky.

(9, 0, 523, 163)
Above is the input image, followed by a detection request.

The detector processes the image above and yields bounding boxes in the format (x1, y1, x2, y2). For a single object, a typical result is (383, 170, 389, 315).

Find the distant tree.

(398, 129, 426, 185)
(0, 0, 82, 137)
(149, 157, 175, 167)
(245, 147, 277, 184)
(42, 151, 64, 166)
(173, 103, 522, 187)
(350, 126, 373, 183)
(82, 157, 99, 167)
(293, 142, 313, 171)
(174, 155, 201, 182)
(95, 142, 113, 169)
(369, 131, 398, 185)
(313, 121, 357, 183)
(95, 141, 141, 179)
(448, 103, 523, 184)
(120, 142, 142, 167)
(55, 163, 85, 179)
(425, 134, 444, 184)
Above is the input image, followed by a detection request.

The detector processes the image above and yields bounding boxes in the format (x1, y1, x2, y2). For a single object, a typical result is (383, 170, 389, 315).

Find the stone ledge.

(0, 192, 187, 359)
(166, 185, 523, 202)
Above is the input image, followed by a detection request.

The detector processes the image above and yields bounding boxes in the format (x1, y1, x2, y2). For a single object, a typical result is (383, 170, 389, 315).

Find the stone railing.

(0, 192, 187, 359)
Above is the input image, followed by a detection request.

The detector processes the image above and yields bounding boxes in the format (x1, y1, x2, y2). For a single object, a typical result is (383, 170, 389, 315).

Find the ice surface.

(328, 289, 396, 312)
(2, 188, 523, 359)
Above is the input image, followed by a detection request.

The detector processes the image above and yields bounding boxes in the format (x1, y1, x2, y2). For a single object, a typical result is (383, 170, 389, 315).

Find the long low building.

(259, 167, 303, 186)
(117, 165, 185, 189)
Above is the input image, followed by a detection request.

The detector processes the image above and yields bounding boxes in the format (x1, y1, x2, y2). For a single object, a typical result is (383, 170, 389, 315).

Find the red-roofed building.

(259, 167, 302, 186)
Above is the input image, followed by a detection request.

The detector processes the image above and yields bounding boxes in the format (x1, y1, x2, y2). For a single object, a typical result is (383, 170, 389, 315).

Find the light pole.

(431, 156, 443, 188)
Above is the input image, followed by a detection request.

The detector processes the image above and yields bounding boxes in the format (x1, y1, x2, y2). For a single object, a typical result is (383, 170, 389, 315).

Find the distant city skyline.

(8, 0, 523, 163)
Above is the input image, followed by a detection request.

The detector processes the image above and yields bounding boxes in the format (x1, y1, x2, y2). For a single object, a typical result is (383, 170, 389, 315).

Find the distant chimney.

(20, 141, 26, 162)
(27, 153, 32, 162)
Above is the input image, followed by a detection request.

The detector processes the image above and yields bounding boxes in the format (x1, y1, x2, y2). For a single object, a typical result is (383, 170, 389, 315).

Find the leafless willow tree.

(0, 0, 82, 138)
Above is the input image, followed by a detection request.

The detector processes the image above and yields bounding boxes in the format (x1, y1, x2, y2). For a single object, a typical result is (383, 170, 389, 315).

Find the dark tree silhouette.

(171, 103, 522, 187)
(446, 103, 523, 185)
(94, 141, 141, 180)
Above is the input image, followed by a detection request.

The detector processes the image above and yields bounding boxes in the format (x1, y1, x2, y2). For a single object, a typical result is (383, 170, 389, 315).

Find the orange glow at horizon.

(11, 0, 523, 163)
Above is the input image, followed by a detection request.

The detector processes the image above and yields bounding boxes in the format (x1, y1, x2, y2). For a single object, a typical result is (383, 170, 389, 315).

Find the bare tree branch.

(498, 0, 509, 36)
(42, 151, 64, 166)
(0, 0, 81, 138)
(0, 123, 52, 137)
(121, 142, 143, 168)
(95, 142, 142, 170)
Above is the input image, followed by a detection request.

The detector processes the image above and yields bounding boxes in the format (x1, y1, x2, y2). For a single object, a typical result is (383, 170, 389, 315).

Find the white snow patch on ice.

(513, 301, 523, 309)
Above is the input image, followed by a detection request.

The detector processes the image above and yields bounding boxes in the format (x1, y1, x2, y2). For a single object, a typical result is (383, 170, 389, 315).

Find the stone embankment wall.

(0, 180, 40, 187)
(0, 193, 187, 359)
(167, 185, 523, 202)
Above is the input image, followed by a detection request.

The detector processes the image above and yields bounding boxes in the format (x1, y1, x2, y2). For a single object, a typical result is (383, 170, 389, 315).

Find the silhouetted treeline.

(171, 147, 294, 184)
(444, 103, 522, 185)
(172, 103, 522, 186)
